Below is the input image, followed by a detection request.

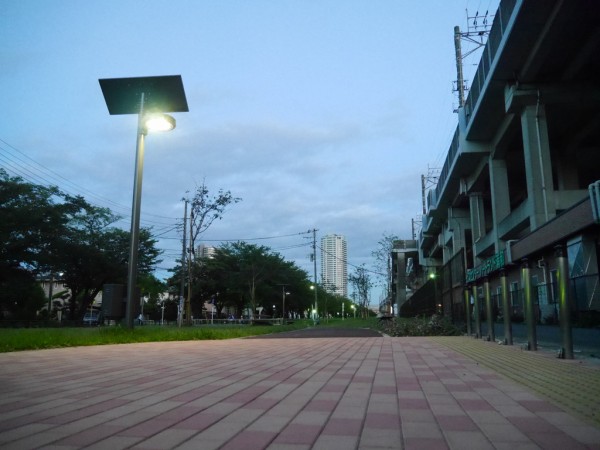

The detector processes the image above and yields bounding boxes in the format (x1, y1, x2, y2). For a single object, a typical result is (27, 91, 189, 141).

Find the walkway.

(0, 332, 599, 449)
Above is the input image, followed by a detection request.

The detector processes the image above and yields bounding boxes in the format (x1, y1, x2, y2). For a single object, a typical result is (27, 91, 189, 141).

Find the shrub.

(379, 315, 462, 337)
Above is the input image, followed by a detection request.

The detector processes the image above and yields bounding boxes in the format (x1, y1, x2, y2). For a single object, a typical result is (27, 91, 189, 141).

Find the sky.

(0, 0, 499, 305)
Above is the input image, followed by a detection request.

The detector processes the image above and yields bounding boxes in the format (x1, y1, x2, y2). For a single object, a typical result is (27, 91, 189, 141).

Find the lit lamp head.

(143, 113, 176, 133)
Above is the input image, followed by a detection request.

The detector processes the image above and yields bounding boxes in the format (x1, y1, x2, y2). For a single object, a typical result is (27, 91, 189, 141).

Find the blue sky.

(1, 0, 498, 304)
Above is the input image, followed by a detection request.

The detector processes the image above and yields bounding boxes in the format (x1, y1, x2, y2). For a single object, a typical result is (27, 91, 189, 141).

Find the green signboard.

(466, 251, 505, 283)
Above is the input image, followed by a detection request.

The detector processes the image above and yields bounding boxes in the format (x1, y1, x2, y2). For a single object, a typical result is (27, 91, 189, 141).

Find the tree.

(0, 170, 71, 276)
(188, 181, 241, 257)
(348, 265, 373, 318)
(0, 170, 162, 321)
(181, 181, 241, 322)
(371, 232, 399, 302)
(174, 241, 313, 321)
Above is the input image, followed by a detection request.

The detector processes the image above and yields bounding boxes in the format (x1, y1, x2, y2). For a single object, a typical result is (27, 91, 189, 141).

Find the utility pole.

(187, 209, 193, 324)
(421, 175, 426, 215)
(453, 10, 493, 111)
(454, 25, 465, 108)
(312, 228, 318, 322)
(179, 198, 188, 327)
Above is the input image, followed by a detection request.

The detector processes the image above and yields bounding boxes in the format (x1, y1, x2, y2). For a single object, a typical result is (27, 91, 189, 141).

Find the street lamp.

(351, 304, 356, 319)
(429, 271, 440, 314)
(99, 75, 188, 329)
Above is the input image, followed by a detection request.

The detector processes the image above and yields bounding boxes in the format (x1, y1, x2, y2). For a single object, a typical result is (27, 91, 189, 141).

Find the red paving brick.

(0, 334, 599, 449)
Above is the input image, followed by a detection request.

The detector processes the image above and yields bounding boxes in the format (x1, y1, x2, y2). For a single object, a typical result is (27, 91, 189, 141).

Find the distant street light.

(99, 75, 188, 329)
(351, 304, 356, 319)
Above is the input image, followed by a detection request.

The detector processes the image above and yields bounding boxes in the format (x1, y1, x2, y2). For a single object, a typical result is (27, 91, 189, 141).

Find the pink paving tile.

(507, 416, 561, 433)
(364, 412, 401, 429)
(435, 414, 479, 431)
(371, 385, 397, 394)
(169, 386, 213, 402)
(173, 412, 223, 431)
(322, 418, 362, 436)
(399, 398, 430, 409)
(468, 380, 493, 388)
(404, 437, 450, 449)
(320, 384, 346, 393)
(518, 399, 564, 413)
(456, 398, 494, 411)
(245, 397, 280, 410)
(274, 423, 322, 445)
(445, 383, 472, 392)
(54, 424, 127, 447)
(118, 417, 180, 437)
(304, 399, 338, 412)
(527, 431, 589, 449)
(398, 383, 422, 391)
(220, 430, 277, 450)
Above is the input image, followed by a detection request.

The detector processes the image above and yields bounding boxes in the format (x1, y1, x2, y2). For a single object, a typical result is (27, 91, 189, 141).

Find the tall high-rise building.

(196, 244, 217, 259)
(320, 234, 348, 297)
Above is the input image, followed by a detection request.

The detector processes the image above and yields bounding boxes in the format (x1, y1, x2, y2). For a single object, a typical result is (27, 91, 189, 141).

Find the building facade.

(410, 0, 600, 350)
(321, 234, 348, 297)
(196, 244, 217, 259)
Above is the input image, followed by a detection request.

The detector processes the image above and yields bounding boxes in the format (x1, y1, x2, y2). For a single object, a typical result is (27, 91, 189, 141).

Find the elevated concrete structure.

(417, 0, 600, 348)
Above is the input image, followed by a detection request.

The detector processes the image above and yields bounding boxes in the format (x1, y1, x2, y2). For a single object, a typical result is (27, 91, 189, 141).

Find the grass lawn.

(0, 318, 381, 353)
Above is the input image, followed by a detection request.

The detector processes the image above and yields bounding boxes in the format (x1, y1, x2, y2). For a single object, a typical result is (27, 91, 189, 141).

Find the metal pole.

(47, 274, 54, 317)
(312, 229, 318, 323)
(500, 270, 512, 345)
(464, 286, 471, 336)
(555, 245, 574, 359)
(454, 26, 465, 108)
(522, 259, 537, 351)
(179, 199, 188, 327)
(484, 277, 494, 342)
(126, 92, 146, 329)
(472, 285, 481, 338)
(281, 286, 285, 323)
(186, 209, 193, 324)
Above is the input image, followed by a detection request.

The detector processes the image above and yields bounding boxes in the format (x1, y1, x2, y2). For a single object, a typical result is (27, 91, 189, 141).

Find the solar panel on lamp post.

(99, 75, 188, 329)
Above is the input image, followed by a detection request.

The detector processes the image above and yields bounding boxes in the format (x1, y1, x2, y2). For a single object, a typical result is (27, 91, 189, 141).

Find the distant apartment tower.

(320, 234, 348, 297)
(196, 244, 217, 259)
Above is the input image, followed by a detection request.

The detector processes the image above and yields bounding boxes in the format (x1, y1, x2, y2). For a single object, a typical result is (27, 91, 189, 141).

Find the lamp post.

(351, 304, 356, 319)
(99, 75, 188, 329)
(429, 271, 440, 315)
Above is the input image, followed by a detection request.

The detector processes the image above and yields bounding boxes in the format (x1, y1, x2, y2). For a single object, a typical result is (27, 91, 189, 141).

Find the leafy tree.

(0, 268, 46, 320)
(371, 232, 399, 302)
(137, 273, 167, 319)
(174, 241, 313, 321)
(180, 181, 241, 322)
(188, 181, 241, 257)
(0, 170, 162, 321)
(0, 170, 71, 275)
(348, 264, 373, 318)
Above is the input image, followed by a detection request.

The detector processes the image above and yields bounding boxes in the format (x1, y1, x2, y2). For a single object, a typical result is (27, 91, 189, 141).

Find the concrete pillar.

(464, 286, 472, 336)
(484, 277, 495, 342)
(520, 103, 556, 229)
(521, 259, 537, 351)
(469, 193, 486, 243)
(393, 251, 407, 316)
(489, 158, 511, 224)
(500, 270, 512, 345)
(555, 245, 574, 359)
(472, 285, 481, 339)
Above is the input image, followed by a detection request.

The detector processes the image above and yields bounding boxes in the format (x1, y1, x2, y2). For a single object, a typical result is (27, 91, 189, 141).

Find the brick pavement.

(0, 334, 599, 449)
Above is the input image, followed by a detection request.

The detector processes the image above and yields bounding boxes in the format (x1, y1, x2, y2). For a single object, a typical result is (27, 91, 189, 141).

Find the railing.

(464, 0, 518, 126)
(427, 0, 519, 215)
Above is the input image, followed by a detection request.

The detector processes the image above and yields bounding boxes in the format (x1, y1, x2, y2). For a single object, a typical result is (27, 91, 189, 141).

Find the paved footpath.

(1, 331, 599, 449)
